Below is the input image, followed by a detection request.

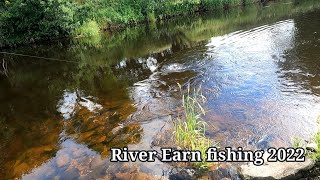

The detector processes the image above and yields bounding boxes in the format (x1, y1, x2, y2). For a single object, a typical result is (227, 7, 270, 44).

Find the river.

(1, 0, 320, 179)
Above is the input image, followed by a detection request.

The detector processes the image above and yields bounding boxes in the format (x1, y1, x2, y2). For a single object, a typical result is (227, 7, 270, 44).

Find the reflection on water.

(202, 18, 320, 149)
(1, 0, 320, 179)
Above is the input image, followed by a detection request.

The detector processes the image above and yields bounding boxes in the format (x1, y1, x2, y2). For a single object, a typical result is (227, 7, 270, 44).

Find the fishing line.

(0, 51, 79, 63)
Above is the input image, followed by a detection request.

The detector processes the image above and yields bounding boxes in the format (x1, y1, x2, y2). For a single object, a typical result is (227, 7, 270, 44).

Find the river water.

(1, 0, 320, 179)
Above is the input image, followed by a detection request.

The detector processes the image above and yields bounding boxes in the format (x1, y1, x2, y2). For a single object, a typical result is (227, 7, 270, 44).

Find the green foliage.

(73, 20, 100, 37)
(292, 136, 304, 149)
(310, 131, 320, 161)
(309, 118, 320, 161)
(0, 0, 76, 46)
(292, 117, 320, 161)
(0, 0, 254, 47)
(174, 83, 215, 169)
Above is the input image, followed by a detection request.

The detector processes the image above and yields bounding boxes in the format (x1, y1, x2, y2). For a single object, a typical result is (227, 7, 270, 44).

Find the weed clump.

(292, 117, 320, 161)
(310, 131, 320, 161)
(309, 118, 320, 161)
(174, 83, 214, 169)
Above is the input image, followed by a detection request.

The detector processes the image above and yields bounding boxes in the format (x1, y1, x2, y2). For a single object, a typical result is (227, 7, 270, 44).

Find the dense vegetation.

(0, 0, 256, 47)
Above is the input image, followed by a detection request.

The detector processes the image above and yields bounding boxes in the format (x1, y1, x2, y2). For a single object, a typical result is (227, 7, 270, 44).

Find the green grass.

(292, 116, 320, 161)
(174, 83, 214, 169)
(292, 136, 305, 149)
(310, 131, 320, 161)
(309, 117, 320, 161)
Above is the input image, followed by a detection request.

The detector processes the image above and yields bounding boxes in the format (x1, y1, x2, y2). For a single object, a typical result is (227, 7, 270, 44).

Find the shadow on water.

(1, 0, 320, 179)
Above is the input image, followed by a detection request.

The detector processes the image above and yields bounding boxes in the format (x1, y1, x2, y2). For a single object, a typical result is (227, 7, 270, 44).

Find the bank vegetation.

(0, 0, 259, 47)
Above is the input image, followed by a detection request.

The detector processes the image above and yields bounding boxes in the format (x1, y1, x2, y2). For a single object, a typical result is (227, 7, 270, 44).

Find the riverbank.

(0, 0, 262, 48)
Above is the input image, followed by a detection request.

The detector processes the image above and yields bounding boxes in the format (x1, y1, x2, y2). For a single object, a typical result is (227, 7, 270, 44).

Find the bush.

(0, 0, 77, 46)
(73, 20, 100, 37)
(0, 0, 252, 47)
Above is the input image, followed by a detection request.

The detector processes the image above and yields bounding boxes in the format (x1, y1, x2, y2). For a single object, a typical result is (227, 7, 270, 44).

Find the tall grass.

(174, 83, 214, 169)
(311, 131, 320, 161)
(309, 118, 320, 161)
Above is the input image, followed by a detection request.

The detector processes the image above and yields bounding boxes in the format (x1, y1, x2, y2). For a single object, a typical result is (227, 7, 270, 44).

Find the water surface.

(1, 0, 320, 179)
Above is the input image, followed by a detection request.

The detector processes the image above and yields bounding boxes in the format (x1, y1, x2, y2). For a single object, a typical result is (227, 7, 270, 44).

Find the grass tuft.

(310, 117, 320, 161)
(173, 83, 214, 169)
(292, 116, 320, 161)
(310, 131, 320, 161)
(292, 136, 304, 149)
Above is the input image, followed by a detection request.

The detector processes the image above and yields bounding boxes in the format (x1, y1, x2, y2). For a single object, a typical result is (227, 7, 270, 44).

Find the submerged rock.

(169, 169, 195, 180)
(111, 125, 124, 135)
(56, 154, 70, 168)
(115, 172, 165, 180)
(256, 135, 274, 150)
(13, 162, 29, 177)
(239, 153, 315, 179)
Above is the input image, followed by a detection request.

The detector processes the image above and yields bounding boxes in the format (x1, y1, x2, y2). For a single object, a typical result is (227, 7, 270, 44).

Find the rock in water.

(239, 153, 315, 179)
(256, 135, 274, 150)
(56, 154, 70, 168)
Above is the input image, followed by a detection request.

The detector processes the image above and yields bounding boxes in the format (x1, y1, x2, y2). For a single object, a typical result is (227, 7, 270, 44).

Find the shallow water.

(1, 0, 320, 179)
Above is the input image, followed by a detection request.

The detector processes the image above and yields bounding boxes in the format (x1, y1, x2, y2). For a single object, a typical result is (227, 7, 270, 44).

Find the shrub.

(0, 0, 77, 46)
(73, 20, 100, 37)
(0, 0, 255, 46)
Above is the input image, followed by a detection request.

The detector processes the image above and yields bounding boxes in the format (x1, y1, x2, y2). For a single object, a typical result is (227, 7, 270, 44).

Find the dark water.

(1, 0, 320, 179)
